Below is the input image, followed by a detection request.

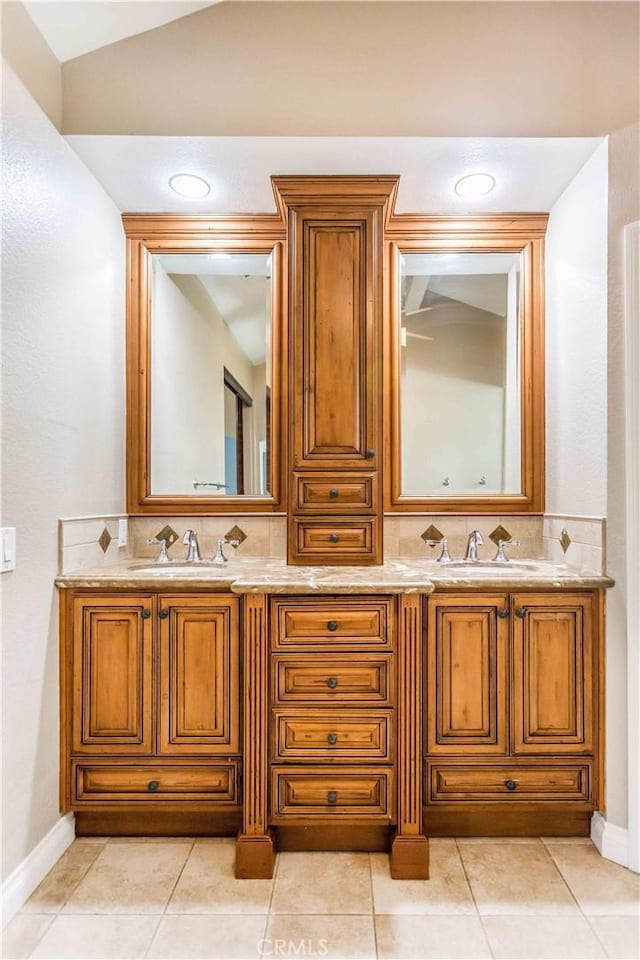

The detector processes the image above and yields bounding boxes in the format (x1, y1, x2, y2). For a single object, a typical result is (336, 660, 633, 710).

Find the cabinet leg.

(235, 831, 276, 879)
(390, 833, 430, 880)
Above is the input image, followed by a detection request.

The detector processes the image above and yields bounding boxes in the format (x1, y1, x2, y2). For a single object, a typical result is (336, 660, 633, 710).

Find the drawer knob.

(147, 780, 160, 792)
(498, 608, 509, 619)
(327, 791, 338, 804)
(159, 609, 169, 620)
(327, 620, 338, 632)
(141, 608, 151, 620)
(326, 677, 339, 689)
(329, 533, 340, 543)
(505, 779, 517, 791)
(365, 449, 375, 459)
(516, 606, 527, 619)
(329, 488, 339, 498)
(327, 733, 338, 745)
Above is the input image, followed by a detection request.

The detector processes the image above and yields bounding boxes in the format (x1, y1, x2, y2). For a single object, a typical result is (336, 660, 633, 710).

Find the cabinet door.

(512, 594, 593, 753)
(291, 209, 380, 470)
(427, 595, 508, 755)
(72, 596, 154, 754)
(159, 596, 239, 755)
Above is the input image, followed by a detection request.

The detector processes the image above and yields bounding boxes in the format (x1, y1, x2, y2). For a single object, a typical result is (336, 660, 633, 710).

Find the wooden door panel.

(72, 596, 154, 754)
(292, 210, 379, 469)
(513, 594, 593, 753)
(159, 596, 239, 755)
(427, 595, 508, 754)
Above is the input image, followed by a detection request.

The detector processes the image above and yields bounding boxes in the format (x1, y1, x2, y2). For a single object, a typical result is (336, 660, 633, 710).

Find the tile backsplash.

(383, 515, 545, 563)
(543, 514, 605, 574)
(129, 515, 287, 562)
(59, 515, 130, 573)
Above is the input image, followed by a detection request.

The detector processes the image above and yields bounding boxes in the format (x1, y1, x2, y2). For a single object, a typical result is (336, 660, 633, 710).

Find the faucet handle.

(493, 538, 522, 563)
(211, 537, 240, 564)
(147, 538, 170, 563)
(424, 538, 452, 564)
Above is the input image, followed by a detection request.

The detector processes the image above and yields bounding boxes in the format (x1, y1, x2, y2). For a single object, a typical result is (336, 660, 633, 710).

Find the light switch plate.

(1, 528, 16, 572)
(118, 518, 128, 548)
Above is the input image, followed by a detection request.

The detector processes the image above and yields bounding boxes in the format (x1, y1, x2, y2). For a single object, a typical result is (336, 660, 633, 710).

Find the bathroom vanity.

(57, 177, 610, 880)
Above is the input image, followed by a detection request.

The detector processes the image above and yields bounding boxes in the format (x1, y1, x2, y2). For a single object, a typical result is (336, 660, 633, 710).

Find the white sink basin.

(441, 561, 542, 573)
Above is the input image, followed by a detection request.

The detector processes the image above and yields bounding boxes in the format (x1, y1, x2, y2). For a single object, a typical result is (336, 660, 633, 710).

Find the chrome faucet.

(147, 537, 170, 563)
(424, 537, 452, 564)
(212, 537, 240, 564)
(464, 530, 484, 562)
(182, 529, 202, 562)
(492, 538, 522, 563)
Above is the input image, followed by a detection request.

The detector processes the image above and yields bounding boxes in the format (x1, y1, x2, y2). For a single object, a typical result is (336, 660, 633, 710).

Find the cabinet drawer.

(273, 655, 393, 703)
(272, 766, 393, 819)
(272, 598, 392, 650)
(427, 762, 591, 803)
(294, 474, 375, 513)
(273, 710, 393, 761)
(291, 519, 378, 564)
(73, 762, 239, 803)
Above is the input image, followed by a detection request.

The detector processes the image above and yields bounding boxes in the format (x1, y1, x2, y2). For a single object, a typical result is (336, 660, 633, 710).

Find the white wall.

(605, 122, 640, 835)
(545, 140, 608, 517)
(1, 64, 125, 883)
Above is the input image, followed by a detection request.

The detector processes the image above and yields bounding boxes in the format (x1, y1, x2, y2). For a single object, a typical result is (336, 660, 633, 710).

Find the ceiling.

(24, 1, 219, 62)
(66, 135, 602, 215)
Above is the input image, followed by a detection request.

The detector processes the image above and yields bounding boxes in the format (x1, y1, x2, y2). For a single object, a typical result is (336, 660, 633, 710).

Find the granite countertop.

(55, 557, 614, 593)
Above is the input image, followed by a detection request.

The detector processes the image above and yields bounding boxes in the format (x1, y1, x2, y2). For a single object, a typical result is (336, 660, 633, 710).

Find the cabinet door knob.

(505, 779, 517, 791)
(497, 608, 509, 619)
(327, 733, 338, 745)
(327, 620, 338, 632)
(327, 791, 338, 804)
(326, 677, 338, 689)
(329, 488, 339, 498)
(516, 606, 527, 619)
(329, 533, 340, 543)
(147, 780, 160, 792)
(141, 609, 151, 620)
(159, 609, 169, 620)
(365, 449, 375, 459)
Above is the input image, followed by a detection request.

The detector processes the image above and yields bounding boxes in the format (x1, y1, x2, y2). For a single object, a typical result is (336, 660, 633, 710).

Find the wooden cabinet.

(273, 178, 397, 565)
(62, 591, 240, 831)
(425, 591, 603, 837)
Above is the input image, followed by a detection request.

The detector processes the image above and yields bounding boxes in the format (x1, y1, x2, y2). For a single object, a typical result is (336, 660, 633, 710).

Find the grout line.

(142, 915, 164, 960)
(159, 837, 196, 917)
(540, 842, 586, 917)
(13, 913, 55, 958)
(369, 853, 379, 958)
(455, 839, 495, 959)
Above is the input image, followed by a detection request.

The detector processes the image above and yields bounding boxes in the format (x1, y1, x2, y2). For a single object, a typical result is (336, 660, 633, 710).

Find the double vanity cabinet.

(58, 574, 606, 880)
(58, 175, 608, 879)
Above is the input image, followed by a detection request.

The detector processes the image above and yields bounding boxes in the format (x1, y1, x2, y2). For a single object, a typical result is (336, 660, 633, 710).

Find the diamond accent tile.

(98, 528, 112, 553)
(225, 525, 246, 546)
(560, 528, 572, 553)
(156, 525, 179, 548)
(489, 524, 511, 546)
(421, 524, 444, 543)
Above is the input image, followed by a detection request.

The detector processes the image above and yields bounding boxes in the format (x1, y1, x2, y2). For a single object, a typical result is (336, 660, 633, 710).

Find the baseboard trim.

(591, 812, 630, 868)
(1, 813, 75, 927)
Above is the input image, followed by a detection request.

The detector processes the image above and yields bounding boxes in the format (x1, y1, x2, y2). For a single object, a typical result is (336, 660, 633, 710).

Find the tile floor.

(2, 837, 638, 959)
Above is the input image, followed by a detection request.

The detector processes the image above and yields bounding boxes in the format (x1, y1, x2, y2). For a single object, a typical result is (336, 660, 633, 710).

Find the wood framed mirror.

(124, 215, 286, 514)
(384, 215, 547, 514)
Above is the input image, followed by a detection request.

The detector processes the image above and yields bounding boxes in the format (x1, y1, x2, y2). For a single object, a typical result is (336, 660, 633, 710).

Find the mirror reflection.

(400, 251, 522, 496)
(150, 252, 272, 496)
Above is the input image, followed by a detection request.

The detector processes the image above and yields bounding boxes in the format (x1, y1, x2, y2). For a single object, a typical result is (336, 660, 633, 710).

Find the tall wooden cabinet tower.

(273, 177, 398, 565)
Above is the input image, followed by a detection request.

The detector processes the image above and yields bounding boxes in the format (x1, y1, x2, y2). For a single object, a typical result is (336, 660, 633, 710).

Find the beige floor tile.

(482, 916, 606, 959)
(263, 915, 375, 959)
(167, 839, 273, 915)
(1, 914, 52, 959)
(457, 840, 579, 916)
(147, 915, 268, 959)
(545, 844, 640, 916)
(375, 915, 491, 959)
(456, 837, 544, 845)
(20, 841, 105, 914)
(371, 841, 475, 915)
(271, 852, 372, 915)
(29, 915, 159, 959)
(540, 837, 594, 845)
(588, 916, 640, 959)
(62, 841, 191, 914)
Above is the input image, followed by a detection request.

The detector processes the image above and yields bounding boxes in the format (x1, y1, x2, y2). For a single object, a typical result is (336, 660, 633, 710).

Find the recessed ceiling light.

(454, 173, 496, 199)
(169, 174, 210, 199)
